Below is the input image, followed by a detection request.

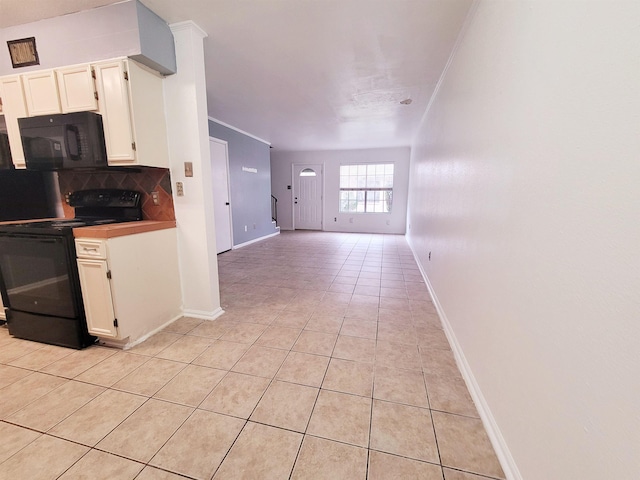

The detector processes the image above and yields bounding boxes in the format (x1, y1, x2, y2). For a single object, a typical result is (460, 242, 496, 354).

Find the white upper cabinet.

(22, 70, 62, 116)
(94, 58, 169, 168)
(93, 60, 135, 162)
(56, 65, 98, 113)
(0, 75, 27, 168)
(0, 57, 169, 169)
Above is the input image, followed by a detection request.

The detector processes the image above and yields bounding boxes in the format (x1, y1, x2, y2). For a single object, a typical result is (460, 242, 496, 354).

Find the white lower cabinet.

(77, 256, 117, 338)
(76, 228, 181, 347)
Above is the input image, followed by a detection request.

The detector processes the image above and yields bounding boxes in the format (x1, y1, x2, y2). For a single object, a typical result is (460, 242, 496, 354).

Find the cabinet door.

(56, 65, 98, 113)
(77, 258, 118, 338)
(93, 60, 135, 163)
(22, 70, 61, 116)
(126, 59, 169, 168)
(0, 75, 27, 168)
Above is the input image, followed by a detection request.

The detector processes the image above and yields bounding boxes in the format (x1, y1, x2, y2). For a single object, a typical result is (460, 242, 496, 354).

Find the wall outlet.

(244, 225, 248, 232)
(151, 191, 160, 206)
(176, 182, 184, 196)
(334, 217, 337, 222)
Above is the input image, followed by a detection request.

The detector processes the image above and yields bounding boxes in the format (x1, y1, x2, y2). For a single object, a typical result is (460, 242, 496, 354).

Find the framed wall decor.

(7, 37, 40, 68)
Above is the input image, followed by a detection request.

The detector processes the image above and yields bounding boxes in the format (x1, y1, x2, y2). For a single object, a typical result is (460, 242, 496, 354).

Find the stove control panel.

(68, 189, 142, 208)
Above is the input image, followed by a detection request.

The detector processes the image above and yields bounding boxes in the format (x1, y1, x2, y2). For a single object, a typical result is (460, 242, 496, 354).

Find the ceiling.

(0, 0, 473, 151)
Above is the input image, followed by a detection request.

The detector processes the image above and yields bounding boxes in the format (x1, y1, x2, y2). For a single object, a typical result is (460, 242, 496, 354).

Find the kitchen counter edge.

(73, 220, 176, 239)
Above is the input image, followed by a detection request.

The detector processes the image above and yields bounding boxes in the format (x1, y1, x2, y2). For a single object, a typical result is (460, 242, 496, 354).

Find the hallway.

(0, 231, 503, 479)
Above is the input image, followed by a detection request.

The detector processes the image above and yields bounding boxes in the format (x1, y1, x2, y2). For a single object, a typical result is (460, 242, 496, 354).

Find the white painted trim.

(182, 306, 225, 321)
(208, 117, 271, 146)
(232, 231, 280, 250)
(209, 136, 234, 253)
(406, 236, 522, 480)
(169, 21, 208, 38)
(98, 312, 184, 350)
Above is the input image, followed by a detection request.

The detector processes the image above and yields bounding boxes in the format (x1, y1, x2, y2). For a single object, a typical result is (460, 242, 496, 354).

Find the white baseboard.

(181, 306, 225, 321)
(406, 237, 522, 480)
(232, 231, 280, 250)
(100, 312, 184, 350)
(102, 309, 226, 349)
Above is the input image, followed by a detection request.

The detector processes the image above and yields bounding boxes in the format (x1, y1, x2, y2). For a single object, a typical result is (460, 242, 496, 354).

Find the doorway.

(210, 137, 233, 253)
(293, 164, 323, 230)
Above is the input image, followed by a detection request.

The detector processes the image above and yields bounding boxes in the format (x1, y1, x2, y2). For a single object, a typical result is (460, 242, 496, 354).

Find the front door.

(293, 164, 323, 230)
(210, 137, 233, 253)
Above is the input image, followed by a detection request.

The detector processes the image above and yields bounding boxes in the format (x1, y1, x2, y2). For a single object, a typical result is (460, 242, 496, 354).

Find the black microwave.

(18, 111, 108, 170)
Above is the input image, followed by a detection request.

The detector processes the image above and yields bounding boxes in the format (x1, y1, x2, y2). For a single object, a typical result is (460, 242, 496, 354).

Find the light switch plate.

(184, 162, 193, 177)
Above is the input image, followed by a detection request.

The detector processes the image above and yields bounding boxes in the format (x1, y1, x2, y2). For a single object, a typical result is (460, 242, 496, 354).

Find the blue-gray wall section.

(208, 121, 275, 246)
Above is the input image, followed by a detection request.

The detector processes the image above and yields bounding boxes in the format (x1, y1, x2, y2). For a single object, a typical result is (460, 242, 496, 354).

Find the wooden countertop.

(73, 220, 176, 239)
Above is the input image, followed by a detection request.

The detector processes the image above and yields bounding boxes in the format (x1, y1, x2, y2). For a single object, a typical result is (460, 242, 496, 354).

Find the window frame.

(338, 163, 394, 214)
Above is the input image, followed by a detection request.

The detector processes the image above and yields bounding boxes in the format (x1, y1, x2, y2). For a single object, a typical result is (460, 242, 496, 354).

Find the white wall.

(271, 147, 409, 234)
(407, 2, 640, 479)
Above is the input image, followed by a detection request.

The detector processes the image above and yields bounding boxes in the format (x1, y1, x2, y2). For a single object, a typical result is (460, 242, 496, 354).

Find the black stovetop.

(2, 217, 134, 230)
(0, 189, 143, 235)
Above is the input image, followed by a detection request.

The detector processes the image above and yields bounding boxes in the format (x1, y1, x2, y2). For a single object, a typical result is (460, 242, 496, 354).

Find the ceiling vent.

(7, 37, 39, 68)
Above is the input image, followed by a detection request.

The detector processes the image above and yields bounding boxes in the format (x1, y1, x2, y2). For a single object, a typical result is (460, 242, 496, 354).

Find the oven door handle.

(1, 234, 62, 242)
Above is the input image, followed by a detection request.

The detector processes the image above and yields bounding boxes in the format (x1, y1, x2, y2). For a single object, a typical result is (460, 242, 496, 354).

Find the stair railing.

(271, 195, 278, 224)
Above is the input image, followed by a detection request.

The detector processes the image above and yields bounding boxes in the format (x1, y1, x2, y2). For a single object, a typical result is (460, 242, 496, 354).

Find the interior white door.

(294, 164, 323, 230)
(210, 137, 233, 253)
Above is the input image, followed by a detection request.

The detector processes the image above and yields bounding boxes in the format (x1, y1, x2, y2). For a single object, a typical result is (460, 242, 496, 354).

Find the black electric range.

(0, 189, 142, 348)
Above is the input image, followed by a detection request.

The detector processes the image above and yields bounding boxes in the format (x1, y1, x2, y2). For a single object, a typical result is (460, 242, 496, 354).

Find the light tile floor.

(0, 231, 505, 480)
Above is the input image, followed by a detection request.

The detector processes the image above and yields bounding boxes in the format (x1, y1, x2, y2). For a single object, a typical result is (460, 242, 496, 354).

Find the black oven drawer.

(6, 310, 88, 349)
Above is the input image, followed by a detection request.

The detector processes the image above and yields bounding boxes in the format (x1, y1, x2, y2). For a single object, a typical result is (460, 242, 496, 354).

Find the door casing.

(210, 137, 233, 252)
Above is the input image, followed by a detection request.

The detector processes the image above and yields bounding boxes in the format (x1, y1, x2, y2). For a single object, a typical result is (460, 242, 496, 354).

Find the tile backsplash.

(57, 167, 175, 221)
